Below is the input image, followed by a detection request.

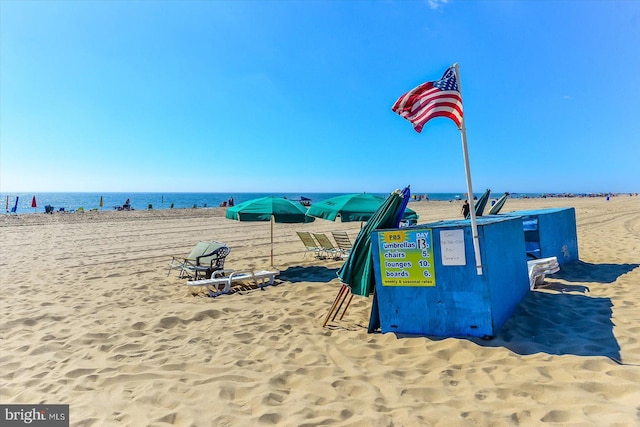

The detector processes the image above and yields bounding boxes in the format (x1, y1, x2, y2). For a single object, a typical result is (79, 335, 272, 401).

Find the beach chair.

(313, 233, 342, 259)
(181, 245, 231, 280)
(168, 241, 211, 277)
(296, 231, 323, 258)
(527, 257, 560, 290)
(168, 242, 228, 279)
(331, 231, 353, 257)
(187, 269, 280, 297)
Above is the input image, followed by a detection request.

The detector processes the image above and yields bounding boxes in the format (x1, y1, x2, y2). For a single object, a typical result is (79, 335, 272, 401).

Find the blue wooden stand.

(371, 216, 529, 338)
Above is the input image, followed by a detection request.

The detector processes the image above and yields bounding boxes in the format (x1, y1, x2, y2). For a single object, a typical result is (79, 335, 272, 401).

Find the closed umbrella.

(99, 196, 103, 210)
(307, 193, 418, 223)
(31, 196, 37, 212)
(226, 196, 314, 266)
(488, 192, 509, 215)
(323, 187, 412, 326)
(470, 188, 491, 218)
(10, 196, 19, 213)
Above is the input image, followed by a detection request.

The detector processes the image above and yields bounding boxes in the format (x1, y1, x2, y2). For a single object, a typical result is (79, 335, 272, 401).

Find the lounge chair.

(168, 242, 229, 279)
(331, 231, 353, 256)
(313, 233, 342, 259)
(187, 269, 280, 297)
(296, 231, 323, 258)
(527, 257, 560, 290)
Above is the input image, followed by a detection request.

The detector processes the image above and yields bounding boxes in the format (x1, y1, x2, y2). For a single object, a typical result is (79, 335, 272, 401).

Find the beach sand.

(1, 196, 639, 426)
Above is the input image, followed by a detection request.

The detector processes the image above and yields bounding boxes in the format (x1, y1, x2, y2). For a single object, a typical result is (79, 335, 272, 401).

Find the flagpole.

(454, 63, 483, 275)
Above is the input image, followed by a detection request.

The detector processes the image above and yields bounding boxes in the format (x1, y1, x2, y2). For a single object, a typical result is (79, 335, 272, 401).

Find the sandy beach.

(1, 195, 639, 426)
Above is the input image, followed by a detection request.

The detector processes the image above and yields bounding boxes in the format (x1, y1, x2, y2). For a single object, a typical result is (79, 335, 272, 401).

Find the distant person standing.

(461, 200, 470, 218)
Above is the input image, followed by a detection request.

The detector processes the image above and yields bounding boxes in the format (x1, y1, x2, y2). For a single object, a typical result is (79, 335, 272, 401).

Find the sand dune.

(1, 196, 639, 426)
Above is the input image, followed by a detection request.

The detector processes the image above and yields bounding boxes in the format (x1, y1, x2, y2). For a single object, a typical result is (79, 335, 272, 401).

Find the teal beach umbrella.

(307, 193, 418, 223)
(323, 187, 412, 327)
(226, 196, 314, 266)
(336, 187, 411, 297)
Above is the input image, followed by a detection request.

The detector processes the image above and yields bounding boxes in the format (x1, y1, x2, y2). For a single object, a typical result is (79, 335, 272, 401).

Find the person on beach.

(123, 199, 131, 210)
(461, 200, 470, 218)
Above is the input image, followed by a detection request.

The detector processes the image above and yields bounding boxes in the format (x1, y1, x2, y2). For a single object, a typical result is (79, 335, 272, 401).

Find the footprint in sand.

(65, 368, 96, 379)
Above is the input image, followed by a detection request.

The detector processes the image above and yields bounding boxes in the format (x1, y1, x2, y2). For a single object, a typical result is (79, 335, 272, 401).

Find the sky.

(1, 0, 639, 195)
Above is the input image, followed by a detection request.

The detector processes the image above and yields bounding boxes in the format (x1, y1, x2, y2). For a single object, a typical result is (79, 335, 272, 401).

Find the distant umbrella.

(5, 196, 8, 212)
(99, 196, 103, 210)
(31, 196, 37, 212)
(11, 196, 19, 213)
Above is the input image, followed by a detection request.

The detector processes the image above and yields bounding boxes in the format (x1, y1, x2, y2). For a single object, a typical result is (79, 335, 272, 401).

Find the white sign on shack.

(440, 229, 466, 266)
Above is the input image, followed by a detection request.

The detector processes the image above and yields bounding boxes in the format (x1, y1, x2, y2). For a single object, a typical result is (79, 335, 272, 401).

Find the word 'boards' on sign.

(377, 229, 436, 287)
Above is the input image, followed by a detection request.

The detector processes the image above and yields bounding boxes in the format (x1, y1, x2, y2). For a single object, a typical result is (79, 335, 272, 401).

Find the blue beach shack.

(370, 216, 530, 338)
(369, 206, 579, 338)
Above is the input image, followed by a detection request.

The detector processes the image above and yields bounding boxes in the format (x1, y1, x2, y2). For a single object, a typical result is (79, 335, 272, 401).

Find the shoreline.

(2, 192, 637, 218)
(3, 191, 636, 216)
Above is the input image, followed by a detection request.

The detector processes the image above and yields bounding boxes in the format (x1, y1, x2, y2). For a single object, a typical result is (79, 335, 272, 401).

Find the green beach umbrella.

(226, 196, 314, 266)
(323, 187, 412, 327)
(307, 193, 418, 223)
(336, 187, 412, 297)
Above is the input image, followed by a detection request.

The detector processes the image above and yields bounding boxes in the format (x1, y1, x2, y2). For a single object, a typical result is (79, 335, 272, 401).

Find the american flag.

(392, 66, 463, 133)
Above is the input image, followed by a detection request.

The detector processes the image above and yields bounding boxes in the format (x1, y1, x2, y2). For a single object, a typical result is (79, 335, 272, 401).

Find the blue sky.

(1, 0, 639, 194)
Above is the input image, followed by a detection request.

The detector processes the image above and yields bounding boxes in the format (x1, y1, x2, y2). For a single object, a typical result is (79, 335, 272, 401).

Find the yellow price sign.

(378, 229, 436, 287)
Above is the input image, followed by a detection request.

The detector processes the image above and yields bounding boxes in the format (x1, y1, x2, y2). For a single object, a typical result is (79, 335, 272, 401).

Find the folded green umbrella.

(337, 187, 411, 297)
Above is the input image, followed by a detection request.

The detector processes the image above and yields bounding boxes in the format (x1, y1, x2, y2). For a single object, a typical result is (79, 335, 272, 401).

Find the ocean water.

(2, 191, 511, 215)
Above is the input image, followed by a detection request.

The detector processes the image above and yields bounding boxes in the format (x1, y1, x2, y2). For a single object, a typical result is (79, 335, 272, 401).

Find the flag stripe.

(409, 91, 461, 111)
(392, 66, 463, 133)
(410, 103, 463, 127)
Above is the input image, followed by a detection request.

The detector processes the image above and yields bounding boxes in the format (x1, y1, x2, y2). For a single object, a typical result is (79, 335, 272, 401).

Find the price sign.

(377, 229, 436, 287)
